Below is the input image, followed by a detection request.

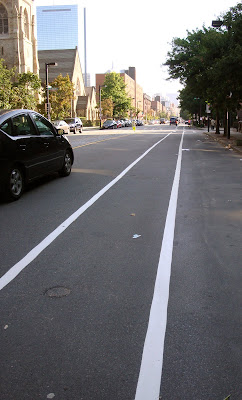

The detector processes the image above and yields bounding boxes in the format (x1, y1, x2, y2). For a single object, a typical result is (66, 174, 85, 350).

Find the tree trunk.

(216, 108, 220, 134)
(223, 109, 227, 136)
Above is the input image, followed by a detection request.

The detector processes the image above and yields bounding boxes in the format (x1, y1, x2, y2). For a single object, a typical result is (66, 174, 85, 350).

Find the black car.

(65, 117, 83, 134)
(101, 120, 118, 129)
(0, 109, 74, 200)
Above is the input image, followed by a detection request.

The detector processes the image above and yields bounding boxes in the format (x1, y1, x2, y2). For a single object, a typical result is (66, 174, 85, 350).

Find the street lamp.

(99, 85, 107, 129)
(45, 62, 58, 120)
(212, 20, 223, 28)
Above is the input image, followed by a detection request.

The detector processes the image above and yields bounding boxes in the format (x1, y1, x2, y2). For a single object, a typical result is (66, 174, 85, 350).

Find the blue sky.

(35, 0, 238, 100)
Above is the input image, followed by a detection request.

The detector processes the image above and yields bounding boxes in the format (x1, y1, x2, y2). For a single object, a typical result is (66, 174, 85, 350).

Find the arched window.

(24, 9, 29, 39)
(0, 3, 8, 34)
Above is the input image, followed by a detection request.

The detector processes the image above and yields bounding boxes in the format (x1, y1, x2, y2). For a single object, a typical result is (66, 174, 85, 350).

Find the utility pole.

(84, 8, 87, 87)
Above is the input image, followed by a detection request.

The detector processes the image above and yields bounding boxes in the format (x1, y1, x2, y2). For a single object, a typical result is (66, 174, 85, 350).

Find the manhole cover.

(45, 286, 70, 298)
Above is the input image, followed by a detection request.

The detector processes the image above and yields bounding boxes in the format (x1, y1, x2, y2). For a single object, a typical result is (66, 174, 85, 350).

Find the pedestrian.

(211, 119, 215, 130)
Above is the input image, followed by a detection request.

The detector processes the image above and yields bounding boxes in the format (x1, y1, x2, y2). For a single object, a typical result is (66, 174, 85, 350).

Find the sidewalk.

(201, 127, 242, 154)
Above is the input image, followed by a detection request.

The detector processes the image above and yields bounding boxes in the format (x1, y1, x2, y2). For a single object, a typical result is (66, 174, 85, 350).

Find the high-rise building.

(36, 5, 78, 50)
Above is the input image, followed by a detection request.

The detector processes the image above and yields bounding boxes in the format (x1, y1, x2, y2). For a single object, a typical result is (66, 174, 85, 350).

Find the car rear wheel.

(7, 166, 24, 200)
(59, 150, 72, 177)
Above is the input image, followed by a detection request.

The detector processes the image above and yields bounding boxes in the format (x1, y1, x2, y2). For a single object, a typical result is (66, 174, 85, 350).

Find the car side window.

(12, 114, 36, 136)
(0, 119, 12, 136)
(32, 114, 55, 136)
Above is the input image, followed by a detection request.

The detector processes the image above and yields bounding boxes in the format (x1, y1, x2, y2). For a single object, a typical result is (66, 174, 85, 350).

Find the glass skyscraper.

(36, 5, 78, 50)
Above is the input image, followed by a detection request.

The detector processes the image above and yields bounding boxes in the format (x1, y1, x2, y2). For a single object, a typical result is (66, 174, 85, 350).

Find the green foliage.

(0, 59, 41, 110)
(0, 59, 16, 109)
(11, 72, 41, 109)
(101, 72, 132, 118)
(159, 111, 167, 118)
(180, 109, 191, 120)
(101, 98, 113, 118)
(48, 74, 75, 120)
(165, 2, 242, 119)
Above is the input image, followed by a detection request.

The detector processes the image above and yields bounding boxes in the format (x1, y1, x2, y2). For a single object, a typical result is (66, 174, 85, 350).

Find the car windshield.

(65, 119, 75, 123)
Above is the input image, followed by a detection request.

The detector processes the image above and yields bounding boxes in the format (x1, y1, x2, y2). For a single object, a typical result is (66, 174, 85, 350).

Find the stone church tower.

(0, 0, 39, 74)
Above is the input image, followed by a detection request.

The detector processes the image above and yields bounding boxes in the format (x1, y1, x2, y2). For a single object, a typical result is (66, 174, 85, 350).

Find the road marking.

(135, 131, 184, 400)
(72, 134, 132, 149)
(0, 134, 171, 291)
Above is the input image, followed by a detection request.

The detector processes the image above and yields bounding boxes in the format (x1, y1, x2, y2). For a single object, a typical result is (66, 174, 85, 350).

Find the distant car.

(136, 120, 144, 126)
(52, 120, 70, 134)
(101, 120, 118, 129)
(65, 117, 83, 134)
(185, 120, 191, 125)
(160, 118, 165, 124)
(0, 109, 74, 200)
(124, 119, 132, 127)
(170, 117, 178, 126)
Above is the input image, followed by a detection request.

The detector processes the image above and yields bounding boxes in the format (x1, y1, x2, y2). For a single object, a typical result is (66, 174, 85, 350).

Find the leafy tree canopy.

(164, 2, 242, 115)
(0, 59, 41, 110)
(0, 59, 16, 109)
(48, 74, 75, 120)
(101, 72, 131, 118)
(11, 72, 41, 109)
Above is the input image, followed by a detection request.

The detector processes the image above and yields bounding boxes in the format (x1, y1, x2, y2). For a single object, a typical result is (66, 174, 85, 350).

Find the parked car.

(101, 120, 118, 129)
(52, 120, 70, 134)
(136, 120, 144, 126)
(65, 117, 83, 134)
(185, 120, 191, 125)
(124, 119, 132, 127)
(0, 109, 74, 200)
(160, 118, 165, 124)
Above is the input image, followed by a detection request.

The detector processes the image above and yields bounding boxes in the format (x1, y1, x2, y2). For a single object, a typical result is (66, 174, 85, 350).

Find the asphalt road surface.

(0, 124, 241, 399)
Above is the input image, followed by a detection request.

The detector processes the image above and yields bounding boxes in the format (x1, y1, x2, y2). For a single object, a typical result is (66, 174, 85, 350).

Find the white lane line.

(135, 131, 184, 400)
(0, 134, 171, 291)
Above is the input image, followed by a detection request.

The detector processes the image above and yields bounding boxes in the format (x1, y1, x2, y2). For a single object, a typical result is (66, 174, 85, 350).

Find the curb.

(203, 131, 242, 155)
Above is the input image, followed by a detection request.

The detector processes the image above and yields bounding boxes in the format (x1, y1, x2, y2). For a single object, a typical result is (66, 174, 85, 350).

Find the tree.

(0, 59, 41, 110)
(47, 74, 75, 120)
(101, 72, 132, 118)
(11, 72, 41, 110)
(101, 98, 113, 119)
(0, 59, 16, 109)
(164, 2, 242, 133)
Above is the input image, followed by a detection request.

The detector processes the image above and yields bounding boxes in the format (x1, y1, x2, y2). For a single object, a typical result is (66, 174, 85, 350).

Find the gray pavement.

(196, 126, 242, 154)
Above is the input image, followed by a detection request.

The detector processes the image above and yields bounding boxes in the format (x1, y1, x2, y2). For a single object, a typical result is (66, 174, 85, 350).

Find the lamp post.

(212, 20, 232, 139)
(45, 62, 58, 120)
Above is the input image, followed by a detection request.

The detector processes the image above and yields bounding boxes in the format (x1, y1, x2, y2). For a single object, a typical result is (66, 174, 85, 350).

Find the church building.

(0, 0, 38, 74)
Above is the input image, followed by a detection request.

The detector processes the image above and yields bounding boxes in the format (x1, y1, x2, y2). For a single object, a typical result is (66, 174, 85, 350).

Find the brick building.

(96, 67, 143, 118)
